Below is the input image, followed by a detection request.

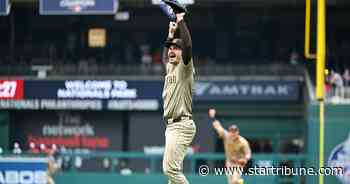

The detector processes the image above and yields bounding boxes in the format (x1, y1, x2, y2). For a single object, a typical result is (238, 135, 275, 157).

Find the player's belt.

(167, 116, 192, 124)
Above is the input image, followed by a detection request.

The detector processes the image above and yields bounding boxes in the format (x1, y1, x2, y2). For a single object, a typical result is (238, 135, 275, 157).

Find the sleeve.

(162, 44, 169, 65)
(223, 130, 229, 139)
(211, 118, 227, 139)
(242, 139, 252, 160)
(177, 20, 192, 65)
(162, 28, 180, 65)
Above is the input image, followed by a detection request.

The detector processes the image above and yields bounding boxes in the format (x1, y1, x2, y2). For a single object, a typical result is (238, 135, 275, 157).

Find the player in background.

(209, 108, 251, 184)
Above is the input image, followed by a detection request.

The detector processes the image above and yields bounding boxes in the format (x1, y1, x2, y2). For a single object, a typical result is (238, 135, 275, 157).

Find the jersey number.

(166, 76, 177, 84)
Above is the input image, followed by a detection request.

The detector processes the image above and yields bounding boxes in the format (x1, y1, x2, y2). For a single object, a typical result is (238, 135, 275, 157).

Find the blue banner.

(23, 80, 300, 101)
(194, 80, 301, 101)
(40, 0, 118, 15)
(24, 80, 301, 101)
(0, 157, 48, 184)
(0, 79, 301, 110)
(24, 80, 163, 100)
(0, 0, 10, 16)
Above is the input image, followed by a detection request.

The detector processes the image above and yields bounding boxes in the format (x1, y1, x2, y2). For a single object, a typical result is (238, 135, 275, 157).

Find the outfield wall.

(307, 103, 350, 184)
(55, 173, 277, 184)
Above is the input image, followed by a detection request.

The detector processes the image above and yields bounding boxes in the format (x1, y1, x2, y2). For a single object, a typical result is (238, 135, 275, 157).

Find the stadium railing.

(305, 69, 350, 104)
(324, 86, 350, 104)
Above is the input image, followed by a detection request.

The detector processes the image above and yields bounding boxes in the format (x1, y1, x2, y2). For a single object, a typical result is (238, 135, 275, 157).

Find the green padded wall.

(307, 104, 350, 184)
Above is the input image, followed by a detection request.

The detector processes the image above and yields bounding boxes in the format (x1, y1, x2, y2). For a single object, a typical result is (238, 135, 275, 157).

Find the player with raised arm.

(160, 1, 196, 184)
(209, 108, 252, 184)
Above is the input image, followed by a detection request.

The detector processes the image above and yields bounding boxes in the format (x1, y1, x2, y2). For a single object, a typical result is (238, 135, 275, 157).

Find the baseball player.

(209, 108, 251, 184)
(161, 10, 196, 184)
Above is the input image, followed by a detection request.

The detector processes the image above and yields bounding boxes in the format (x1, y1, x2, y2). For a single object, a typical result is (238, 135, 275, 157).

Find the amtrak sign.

(328, 134, 350, 184)
(194, 81, 300, 101)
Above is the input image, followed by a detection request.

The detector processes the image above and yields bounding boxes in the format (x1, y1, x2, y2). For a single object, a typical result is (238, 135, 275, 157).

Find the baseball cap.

(165, 38, 184, 50)
(162, 0, 188, 14)
(228, 124, 239, 132)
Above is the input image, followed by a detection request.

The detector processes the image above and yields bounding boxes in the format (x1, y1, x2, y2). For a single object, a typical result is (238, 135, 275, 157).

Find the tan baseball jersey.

(223, 134, 251, 163)
(162, 58, 194, 121)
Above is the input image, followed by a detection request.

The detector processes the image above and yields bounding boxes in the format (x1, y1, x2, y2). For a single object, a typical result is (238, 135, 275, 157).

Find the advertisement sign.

(0, 99, 159, 111)
(0, 79, 301, 110)
(12, 111, 123, 151)
(40, 0, 118, 15)
(4, 80, 160, 111)
(194, 80, 300, 101)
(24, 80, 162, 100)
(0, 80, 24, 100)
(0, 0, 10, 15)
(0, 157, 48, 184)
(328, 133, 350, 184)
(23, 80, 299, 101)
